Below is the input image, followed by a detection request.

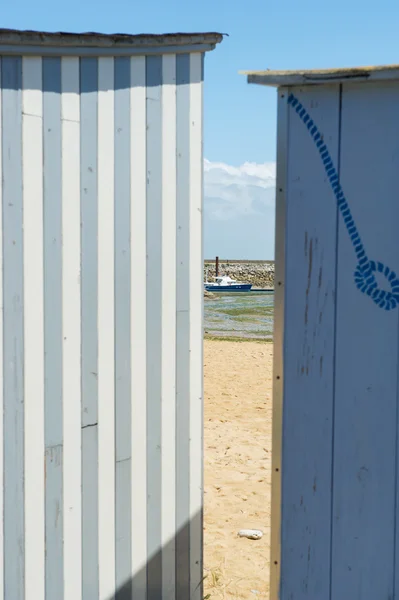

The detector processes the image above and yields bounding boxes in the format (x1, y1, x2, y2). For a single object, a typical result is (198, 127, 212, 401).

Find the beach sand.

(204, 340, 273, 599)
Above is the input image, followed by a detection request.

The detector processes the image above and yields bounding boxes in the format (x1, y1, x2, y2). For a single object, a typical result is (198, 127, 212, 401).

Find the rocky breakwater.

(204, 261, 275, 289)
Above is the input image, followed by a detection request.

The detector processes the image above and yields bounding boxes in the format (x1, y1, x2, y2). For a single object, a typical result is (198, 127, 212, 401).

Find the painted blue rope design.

(288, 93, 399, 311)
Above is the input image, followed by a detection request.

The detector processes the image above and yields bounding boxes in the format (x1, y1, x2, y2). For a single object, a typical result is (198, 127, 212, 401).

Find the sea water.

(204, 292, 274, 340)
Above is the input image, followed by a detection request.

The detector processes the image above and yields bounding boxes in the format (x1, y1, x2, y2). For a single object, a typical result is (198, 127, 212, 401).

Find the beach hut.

(0, 28, 222, 599)
(245, 66, 399, 599)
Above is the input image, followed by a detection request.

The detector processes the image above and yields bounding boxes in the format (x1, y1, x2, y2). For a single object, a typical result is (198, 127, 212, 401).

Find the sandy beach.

(204, 340, 273, 599)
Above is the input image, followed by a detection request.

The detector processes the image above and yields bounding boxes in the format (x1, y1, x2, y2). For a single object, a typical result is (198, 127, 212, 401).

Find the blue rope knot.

(287, 93, 399, 311)
(354, 261, 399, 310)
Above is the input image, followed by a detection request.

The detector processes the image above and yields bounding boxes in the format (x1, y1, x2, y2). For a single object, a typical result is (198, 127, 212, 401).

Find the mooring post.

(215, 256, 219, 277)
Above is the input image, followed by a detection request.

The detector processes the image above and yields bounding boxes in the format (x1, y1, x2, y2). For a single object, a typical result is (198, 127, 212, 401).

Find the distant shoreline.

(204, 333, 272, 343)
(204, 259, 275, 288)
(204, 258, 274, 264)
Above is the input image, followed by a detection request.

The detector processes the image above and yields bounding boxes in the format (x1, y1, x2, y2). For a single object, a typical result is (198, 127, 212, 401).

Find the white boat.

(204, 274, 252, 293)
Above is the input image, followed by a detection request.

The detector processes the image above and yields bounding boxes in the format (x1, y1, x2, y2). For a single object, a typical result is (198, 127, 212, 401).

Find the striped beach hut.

(0, 28, 222, 600)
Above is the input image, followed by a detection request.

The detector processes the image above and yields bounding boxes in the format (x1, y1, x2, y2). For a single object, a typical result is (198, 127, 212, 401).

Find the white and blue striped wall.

(0, 50, 204, 599)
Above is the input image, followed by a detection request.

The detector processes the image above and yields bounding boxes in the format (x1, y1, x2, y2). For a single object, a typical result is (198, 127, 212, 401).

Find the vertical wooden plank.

(130, 55, 147, 600)
(331, 82, 399, 600)
(23, 55, 45, 600)
(280, 86, 340, 599)
(80, 57, 99, 600)
(42, 56, 64, 600)
(175, 52, 191, 600)
(97, 56, 116, 600)
(2, 55, 24, 600)
(61, 56, 82, 600)
(161, 52, 177, 600)
(114, 56, 132, 597)
(189, 51, 203, 600)
(270, 87, 289, 600)
(0, 57, 3, 600)
(146, 54, 163, 600)
(80, 59, 99, 427)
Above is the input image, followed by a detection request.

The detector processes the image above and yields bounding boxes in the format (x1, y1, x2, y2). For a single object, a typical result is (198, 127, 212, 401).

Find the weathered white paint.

(0, 33, 220, 598)
(22, 56, 45, 600)
(269, 88, 288, 600)
(130, 54, 148, 600)
(281, 85, 340, 600)
(189, 51, 204, 600)
(0, 58, 4, 600)
(97, 56, 115, 600)
(249, 74, 399, 600)
(244, 64, 399, 87)
(331, 82, 399, 599)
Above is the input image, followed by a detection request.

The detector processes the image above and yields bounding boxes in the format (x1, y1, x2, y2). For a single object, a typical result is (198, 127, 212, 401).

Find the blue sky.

(3, 0, 399, 257)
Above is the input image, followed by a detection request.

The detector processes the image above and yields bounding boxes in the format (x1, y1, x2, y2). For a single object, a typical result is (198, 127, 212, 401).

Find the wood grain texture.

(130, 55, 148, 600)
(189, 51, 204, 600)
(161, 52, 177, 600)
(331, 81, 399, 600)
(175, 52, 191, 600)
(277, 80, 399, 600)
(0, 57, 4, 600)
(97, 56, 116, 600)
(22, 56, 45, 600)
(114, 56, 132, 598)
(281, 85, 340, 600)
(0, 48, 208, 600)
(42, 57, 64, 600)
(80, 57, 99, 600)
(61, 56, 82, 600)
(270, 88, 288, 600)
(146, 54, 163, 600)
(2, 56, 25, 600)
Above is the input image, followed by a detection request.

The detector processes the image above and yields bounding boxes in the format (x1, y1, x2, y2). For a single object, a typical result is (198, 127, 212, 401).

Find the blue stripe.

(80, 56, 99, 600)
(146, 54, 163, 600)
(2, 56, 25, 600)
(176, 52, 191, 600)
(42, 56, 64, 599)
(114, 56, 132, 597)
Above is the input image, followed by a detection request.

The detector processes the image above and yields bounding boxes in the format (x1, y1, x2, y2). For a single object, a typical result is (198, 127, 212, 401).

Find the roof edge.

(240, 64, 399, 87)
(0, 28, 224, 50)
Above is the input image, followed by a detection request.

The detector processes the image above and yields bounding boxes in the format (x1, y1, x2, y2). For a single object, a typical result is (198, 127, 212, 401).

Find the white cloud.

(204, 158, 276, 221)
(204, 159, 277, 259)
